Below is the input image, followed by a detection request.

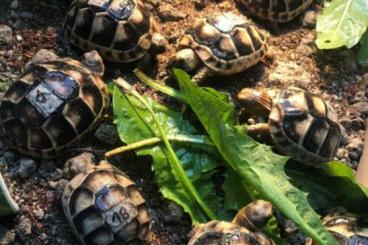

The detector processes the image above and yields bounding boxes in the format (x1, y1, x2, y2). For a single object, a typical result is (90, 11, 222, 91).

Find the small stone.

(268, 61, 311, 87)
(194, 0, 207, 9)
(48, 180, 58, 189)
(94, 123, 120, 146)
(0, 25, 13, 45)
(300, 10, 317, 28)
(162, 200, 184, 224)
(10, 0, 18, 9)
(3, 151, 17, 164)
(0, 225, 16, 245)
(18, 11, 33, 18)
(25, 49, 58, 70)
(296, 45, 314, 57)
(18, 217, 32, 235)
(33, 208, 45, 220)
(16, 158, 37, 179)
(346, 138, 364, 152)
(157, 4, 186, 22)
(352, 102, 368, 115)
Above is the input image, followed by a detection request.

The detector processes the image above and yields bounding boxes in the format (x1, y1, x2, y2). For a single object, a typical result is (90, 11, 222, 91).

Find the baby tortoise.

(306, 212, 368, 245)
(237, 87, 343, 165)
(62, 153, 151, 245)
(188, 200, 275, 245)
(64, 0, 166, 64)
(235, 0, 314, 23)
(172, 12, 267, 83)
(0, 51, 109, 159)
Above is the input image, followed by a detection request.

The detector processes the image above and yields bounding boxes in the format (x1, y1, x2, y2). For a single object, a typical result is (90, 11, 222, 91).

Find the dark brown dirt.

(0, 0, 367, 244)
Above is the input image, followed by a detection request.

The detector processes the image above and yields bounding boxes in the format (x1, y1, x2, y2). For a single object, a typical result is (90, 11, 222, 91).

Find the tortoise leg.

(192, 66, 212, 84)
(247, 123, 271, 142)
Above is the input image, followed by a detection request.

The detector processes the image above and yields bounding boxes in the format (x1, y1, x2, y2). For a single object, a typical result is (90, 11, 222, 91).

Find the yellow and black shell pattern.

(64, 0, 158, 63)
(235, 0, 313, 22)
(268, 87, 342, 164)
(188, 220, 275, 245)
(179, 12, 267, 75)
(62, 161, 151, 245)
(0, 57, 109, 159)
(320, 213, 368, 245)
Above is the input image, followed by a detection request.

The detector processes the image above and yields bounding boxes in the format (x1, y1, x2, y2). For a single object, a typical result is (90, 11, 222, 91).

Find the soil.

(0, 0, 367, 244)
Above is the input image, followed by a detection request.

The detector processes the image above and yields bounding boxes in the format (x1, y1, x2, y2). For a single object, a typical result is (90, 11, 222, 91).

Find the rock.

(25, 49, 58, 70)
(0, 225, 16, 245)
(194, 0, 207, 9)
(15, 158, 37, 178)
(0, 25, 13, 45)
(33, 208, 45, 220)
(94, 122, 121, 146)
(346, 138, 364, 153)
(268, 61, 311, 87)
(10, 0, 18, 9)
(17, 216, 32, 235)
(157, 4, 186, 22)
(3, 151, 17, 164)
(295, 44, 314, 57)
(162, 200, 184, 224)
(352, 102, 368, 115)
(300, 10, 317, 28)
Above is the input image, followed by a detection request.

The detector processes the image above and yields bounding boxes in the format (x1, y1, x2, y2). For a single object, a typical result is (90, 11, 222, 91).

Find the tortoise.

(63, 0, 167, 64)
(62, 153, 151, 245)
(306, 212, 368, 245)
(171, 12, 268, 83)
(237, 87, 343, 165)
(234, 0, 314, 23)
(0, 50, 109, 159)
(188, 200, 275, 245)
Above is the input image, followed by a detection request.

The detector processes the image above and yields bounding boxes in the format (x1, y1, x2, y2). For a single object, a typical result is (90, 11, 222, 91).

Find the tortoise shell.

(0, 56, 109, 159)
(178, 12, 267, 75)
(64, 0, 159, 63)
(62, 160, 151, 245)
(235, 0, 314, 22)
(269, 87, 342, 164)
(316, 213, 368, 245)
(188, 220, 275, 245)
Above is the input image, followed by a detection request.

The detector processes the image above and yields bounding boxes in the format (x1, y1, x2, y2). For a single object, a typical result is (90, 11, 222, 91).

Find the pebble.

(25, 49, 58, 70)
(0, 225, 15, 245)
(3, 151, 17, 164)
(162, 200, 184, 224)
(15, 158, 37, 179)
(268, 61, 311, 87)
(352, 102, 368, 115)
(10, 0, 18, 9)
(300, 10, 317, 28)
(33, 208, 45, 220)
(17, 217, 32, 235)
(157, 5, 187, 22)
(0, 25, 13, 45)
(94, 122, 121, 146)
(194, 0, 207, 9)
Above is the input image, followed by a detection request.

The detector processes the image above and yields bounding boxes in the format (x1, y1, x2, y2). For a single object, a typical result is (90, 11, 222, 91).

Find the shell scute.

(270, 88, 342, 164)
(63, 164, 151, 245)
(180, 12, 267, 75)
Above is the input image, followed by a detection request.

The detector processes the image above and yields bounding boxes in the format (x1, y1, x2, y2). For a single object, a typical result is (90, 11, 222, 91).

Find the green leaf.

(0, 172, 18, 216)
(358, 31, 368, 66)
(174, 69, 338, 245)
(316, 0, 368, 49)
(112, 85, 224, 223)
(286, 161, 368, 215)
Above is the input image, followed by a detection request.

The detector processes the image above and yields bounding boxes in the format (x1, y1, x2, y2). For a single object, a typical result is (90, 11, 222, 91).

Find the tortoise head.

(81, 50, 105, 77)
(63, 152, 96, 179)
(237, 88, 277, 116)
(232, 200, 273, 232)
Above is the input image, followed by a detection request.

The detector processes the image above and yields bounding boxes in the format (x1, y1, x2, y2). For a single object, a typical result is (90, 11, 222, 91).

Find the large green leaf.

(174, 69, 338, 245)
(286, 161, 368, 216)
(316, 0, 368, 49)
(112, 85, 224, 223)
